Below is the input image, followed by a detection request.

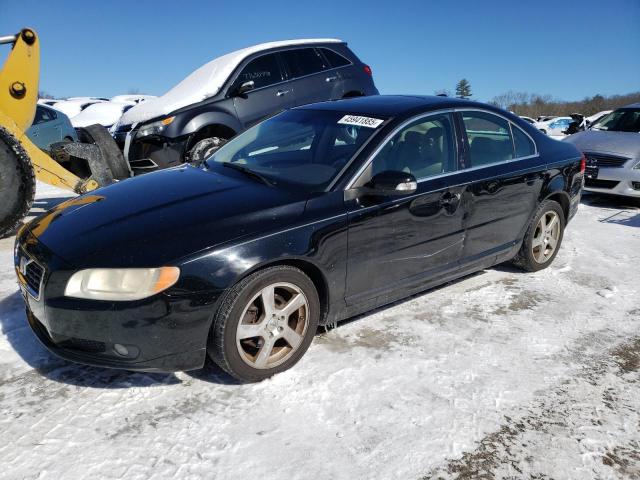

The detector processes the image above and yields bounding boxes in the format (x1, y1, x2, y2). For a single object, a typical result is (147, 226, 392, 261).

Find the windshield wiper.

(222, 162, 275, 187)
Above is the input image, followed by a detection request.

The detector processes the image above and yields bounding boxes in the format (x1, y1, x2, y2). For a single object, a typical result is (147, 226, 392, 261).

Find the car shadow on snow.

(581, 192, 640, 228)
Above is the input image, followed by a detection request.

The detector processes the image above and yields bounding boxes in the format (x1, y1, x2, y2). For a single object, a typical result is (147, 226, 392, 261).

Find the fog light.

(114, 343, 129, 357)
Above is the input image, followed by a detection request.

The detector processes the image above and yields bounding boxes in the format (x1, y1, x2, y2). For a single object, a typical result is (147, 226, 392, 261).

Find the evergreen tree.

(455, 79, 472, 99)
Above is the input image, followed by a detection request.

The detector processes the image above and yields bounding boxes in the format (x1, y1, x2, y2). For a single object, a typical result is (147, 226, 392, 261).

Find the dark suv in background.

(114, 39, 378, 173)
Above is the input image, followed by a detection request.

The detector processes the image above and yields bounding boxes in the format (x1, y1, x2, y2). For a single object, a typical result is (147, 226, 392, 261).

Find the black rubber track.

(77, 124, 130, 180)
(0, 126, 36, 239)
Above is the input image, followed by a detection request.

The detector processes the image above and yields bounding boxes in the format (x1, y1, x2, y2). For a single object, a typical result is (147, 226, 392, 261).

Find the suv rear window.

(282, 48, 328, 78)
(320, 48, 350, 68)
(237, 54, 284, 89)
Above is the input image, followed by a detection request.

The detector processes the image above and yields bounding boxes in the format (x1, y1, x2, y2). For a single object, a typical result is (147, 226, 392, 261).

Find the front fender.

(178, 211, 349, 323)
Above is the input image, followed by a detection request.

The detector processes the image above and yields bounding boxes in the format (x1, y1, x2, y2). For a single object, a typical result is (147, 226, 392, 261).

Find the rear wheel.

(512, 200, 565, 272)
(0, 126, 36, 238)
(209, 266, 320, 382)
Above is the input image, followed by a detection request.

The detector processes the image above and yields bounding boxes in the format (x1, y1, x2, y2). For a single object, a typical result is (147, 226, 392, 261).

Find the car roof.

(296, 95, 498, 117)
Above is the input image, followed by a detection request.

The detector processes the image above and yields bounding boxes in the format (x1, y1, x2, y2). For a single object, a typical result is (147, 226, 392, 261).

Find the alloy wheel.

(235, 282, 309, 369)
(532, 211, 560, 263)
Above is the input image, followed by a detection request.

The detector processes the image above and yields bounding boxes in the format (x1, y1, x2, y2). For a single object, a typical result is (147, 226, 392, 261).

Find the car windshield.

(591, 108, 640, 132)
(204, 109, 385, 190)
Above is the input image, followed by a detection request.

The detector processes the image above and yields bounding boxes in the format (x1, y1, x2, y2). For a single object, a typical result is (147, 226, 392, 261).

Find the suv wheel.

(209, 266, 320, 382)
(189, 137, 227, 164)
(512, 200, 565, 272)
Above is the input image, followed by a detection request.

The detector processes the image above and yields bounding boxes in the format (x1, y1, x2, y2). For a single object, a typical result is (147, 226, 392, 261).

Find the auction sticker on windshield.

(338, 115, 384, 128)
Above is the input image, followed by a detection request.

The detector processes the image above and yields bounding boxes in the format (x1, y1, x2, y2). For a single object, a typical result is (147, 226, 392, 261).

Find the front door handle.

(325, 76, 338, 82)
(276, 89, 290, 97)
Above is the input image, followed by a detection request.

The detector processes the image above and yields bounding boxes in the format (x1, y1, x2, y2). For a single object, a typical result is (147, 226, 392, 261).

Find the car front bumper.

(124, 131, 190, 174)
(15, 230, 218, 373)
(584, 167, 640, 197)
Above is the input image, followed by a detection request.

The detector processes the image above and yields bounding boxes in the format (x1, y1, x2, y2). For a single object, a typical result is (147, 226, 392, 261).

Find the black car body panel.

(16, 96, 583, 372)
(117, 41, 378, 173)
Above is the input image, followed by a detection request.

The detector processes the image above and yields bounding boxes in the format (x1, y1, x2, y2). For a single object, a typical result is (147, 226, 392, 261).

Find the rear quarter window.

(320, 48, 351, 68)
(512, 125, 536, 158)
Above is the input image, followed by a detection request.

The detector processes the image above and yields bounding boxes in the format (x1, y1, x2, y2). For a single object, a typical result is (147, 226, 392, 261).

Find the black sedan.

(15, 95, 584, 382)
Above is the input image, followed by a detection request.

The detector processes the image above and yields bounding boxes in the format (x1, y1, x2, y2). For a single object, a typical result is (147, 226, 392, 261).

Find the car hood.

(563, 130, 640, 159)
(28, 165, 308, 268)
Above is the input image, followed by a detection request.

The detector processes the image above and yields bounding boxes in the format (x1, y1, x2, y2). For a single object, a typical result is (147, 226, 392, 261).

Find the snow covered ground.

(0, 183, 639, 480)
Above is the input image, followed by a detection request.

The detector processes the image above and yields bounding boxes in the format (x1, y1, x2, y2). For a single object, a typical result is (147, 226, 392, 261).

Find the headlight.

(64, 267, 180, 301)
(136, 116, 175, 139)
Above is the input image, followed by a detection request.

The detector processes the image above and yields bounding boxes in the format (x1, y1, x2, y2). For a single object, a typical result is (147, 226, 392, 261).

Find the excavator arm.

(0, 28, 129, 237)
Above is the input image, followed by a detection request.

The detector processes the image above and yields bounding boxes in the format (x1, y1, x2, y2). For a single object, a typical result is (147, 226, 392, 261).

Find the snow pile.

(118, 38, 341, 126)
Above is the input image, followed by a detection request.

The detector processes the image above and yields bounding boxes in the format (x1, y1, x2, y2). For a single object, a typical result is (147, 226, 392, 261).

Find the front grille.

(58, 337, 107, 354)
(584, 178, 620, 189)
(16, 249, 45, 299)
(585, 152, 629, 168)
(25, 261, 44, 295)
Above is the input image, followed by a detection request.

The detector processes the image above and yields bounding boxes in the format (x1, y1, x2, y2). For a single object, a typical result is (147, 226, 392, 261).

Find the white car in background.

(519, 116, 536, 124)
(51, 98, 107, 118)
(71, 101, 136, 129)
(534, 116, 572, 136)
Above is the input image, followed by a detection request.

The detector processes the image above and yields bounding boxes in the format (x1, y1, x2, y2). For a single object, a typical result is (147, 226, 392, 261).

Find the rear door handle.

(325, 76, 338, 82)
(276, 89, 290, 97)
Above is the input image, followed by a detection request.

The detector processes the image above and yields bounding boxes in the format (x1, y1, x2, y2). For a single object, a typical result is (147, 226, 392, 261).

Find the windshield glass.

(592, 108, 640, 132)
(204, 109, 385, 190)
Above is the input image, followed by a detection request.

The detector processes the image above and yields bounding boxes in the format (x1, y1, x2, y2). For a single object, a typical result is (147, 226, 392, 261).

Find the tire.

(189, 137, 227, 164)
(77, 124, 130, 181)
(512, 200, 565, 272)
(0, 126, 36, 239)
(209, 266, 320, 383)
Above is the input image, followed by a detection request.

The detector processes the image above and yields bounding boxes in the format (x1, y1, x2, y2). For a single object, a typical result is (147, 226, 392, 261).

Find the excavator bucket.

(0, 29, 130, 238)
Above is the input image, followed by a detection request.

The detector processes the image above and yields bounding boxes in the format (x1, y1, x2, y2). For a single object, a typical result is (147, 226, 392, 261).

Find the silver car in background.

(564, 103, 640, 198)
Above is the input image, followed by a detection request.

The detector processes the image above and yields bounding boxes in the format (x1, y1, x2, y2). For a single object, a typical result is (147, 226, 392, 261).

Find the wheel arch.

(235, 257, 331, 325)
(542, 189, 570, 221)
(186, 123, 237, 152)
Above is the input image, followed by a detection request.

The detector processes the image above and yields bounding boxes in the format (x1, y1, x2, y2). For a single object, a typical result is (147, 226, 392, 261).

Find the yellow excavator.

(0, 28, 129, 238)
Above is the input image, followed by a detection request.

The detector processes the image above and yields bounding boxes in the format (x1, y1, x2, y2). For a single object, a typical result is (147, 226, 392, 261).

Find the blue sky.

(1, 0, 638, 102)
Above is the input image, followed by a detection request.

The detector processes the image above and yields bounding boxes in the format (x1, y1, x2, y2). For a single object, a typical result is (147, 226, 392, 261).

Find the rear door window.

(462, 111, 514, 167)
(320, 48, 350, 68)
(237, 54, 284, 89)
(282, 48, 328, 78)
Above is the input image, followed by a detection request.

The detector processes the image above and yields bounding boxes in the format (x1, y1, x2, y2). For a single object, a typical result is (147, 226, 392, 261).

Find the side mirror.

(368, 170, 417, 195)
(233, 80, 255, 96)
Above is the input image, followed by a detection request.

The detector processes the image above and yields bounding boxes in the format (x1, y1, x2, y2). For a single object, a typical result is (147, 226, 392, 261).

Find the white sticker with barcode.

(337, 115, 384, 128)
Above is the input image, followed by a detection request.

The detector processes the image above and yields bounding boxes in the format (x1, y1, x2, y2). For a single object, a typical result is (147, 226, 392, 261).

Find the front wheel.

(512, 200, 565, 272)
(209, 266, 320, 382)
(189, 137, 227, 164)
